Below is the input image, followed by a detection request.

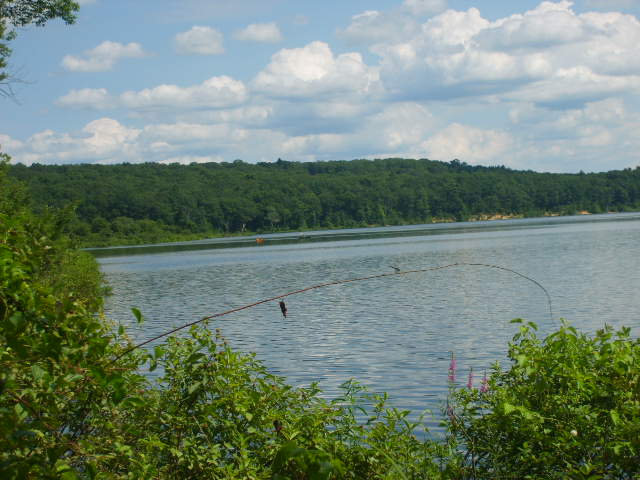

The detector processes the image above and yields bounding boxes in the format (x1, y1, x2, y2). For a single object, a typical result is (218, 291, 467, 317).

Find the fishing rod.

(111, 262, 554, 362)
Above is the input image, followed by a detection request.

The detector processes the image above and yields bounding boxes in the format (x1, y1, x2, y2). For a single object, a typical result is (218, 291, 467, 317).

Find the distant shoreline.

(85, 210, 639, 254)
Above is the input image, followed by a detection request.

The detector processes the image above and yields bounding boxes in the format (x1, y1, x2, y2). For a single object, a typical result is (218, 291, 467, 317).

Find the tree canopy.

(9, 158, 640, 247)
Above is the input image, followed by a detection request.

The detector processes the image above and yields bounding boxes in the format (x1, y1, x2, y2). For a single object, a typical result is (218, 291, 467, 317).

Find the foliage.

(1, 0, 79, 27)
(447, 319, 640, 479)
(9, 159, 640, 247)
(96, 328, 447, 479)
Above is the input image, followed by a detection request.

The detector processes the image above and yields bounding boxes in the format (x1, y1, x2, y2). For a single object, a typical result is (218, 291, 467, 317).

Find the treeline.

(9, 158, 640, 246)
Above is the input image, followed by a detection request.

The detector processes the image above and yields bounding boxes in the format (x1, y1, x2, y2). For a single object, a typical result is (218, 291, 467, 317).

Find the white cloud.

(234, 22, 283, 43)
(120, 76, 248, 110)
(402, 0, 447, 16)
(365, 102, 437, 152)
(253, 41, 381, 98)
(0, 134, 24, 152)
(372, 2, 640, 107)
(506, 66, 640, 107)
(174, 26, 224, 55)
(176, 105, 273, 126)
(82, 118, 140, 156)
(477, 2, 586, 50)
(266, 102, 439, 160)
(585, 0, 639, 10)
(141, 122, 234, 143)
(56, 88, 112, 109)
(14, 118, 141, 164)
(56, 76, 248, 112)
(339, 10, 420, 45)
(61, 41, 147, 72)
(504, 97, 640, 171)
(339, 1, 447, 47)
(422, 124, 513, 163)
(8, 95, 640, 171)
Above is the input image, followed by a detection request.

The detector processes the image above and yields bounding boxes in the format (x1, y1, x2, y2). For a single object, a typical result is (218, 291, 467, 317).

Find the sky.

(1, 0, 639, 173)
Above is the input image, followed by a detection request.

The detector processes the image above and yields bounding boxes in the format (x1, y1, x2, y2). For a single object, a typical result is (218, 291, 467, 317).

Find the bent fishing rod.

(111, 262, 554, 362)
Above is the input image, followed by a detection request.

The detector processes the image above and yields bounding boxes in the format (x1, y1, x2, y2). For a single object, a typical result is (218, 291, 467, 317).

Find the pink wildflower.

(467, 367, 474, 390)
(480, 370, 489, 393)
(448, 352, 457, 382)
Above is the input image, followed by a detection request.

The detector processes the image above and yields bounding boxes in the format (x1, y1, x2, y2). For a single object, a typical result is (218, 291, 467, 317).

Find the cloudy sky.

(1, 0, 639, 172)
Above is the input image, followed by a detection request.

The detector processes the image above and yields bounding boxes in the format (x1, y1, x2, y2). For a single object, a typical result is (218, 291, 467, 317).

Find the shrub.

(447, 319, 640, 479)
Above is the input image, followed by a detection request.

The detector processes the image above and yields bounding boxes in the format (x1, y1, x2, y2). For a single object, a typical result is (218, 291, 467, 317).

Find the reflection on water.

(99, 213, 640, 431)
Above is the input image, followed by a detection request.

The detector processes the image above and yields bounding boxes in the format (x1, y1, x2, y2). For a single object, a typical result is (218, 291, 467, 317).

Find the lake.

(96, 213, 640, 431)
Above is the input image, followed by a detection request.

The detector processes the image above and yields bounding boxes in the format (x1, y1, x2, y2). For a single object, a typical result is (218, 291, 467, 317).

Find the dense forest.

(9, 158, 640, 246)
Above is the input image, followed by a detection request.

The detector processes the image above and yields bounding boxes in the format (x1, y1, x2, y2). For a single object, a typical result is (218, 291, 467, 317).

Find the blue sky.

(1, 0, 639, 172)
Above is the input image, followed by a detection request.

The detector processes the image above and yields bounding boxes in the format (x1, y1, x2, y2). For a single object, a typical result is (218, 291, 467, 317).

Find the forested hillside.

(9, 158, 640, 246)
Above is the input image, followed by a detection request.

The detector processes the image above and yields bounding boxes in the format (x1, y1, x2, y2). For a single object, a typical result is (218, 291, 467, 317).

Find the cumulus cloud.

(505, 66, 640, 108)
(141, 122, 235, 143)
(339, 10, 420, 45)
(477, 2, 586, 50)
(339, 1, 447, 46)
(266, 102, 438, 160)
(253, 41, 381, 98)
(174, 26, 224, 55)
(14, 118, 141, 164)
(585, 0, 639, 10)
(56, 77, 248, 111)
(56, 88, 113, 109)
(120, 76, 248, 110)
(61, 41, 147, 72)
(364, 102, 437, 153)
(503, 97, 640, 171)
(362, 1, 640, 111)
(1, 134, 24, 153)
(422, 124, 513, 163)
(402, 0, 447, 16)
(176, 105, 273, 126)
(234, 22, 283, 43)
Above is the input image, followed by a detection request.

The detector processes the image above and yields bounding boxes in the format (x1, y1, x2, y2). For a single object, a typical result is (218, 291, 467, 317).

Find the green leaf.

(272, 441, 306, 469)
(131, 307, 144, 324)
(610, 410, 620, 425)
(31, 364, 47, 382)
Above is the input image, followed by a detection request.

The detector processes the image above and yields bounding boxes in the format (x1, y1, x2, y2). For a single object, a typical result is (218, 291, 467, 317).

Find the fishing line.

(111, 262, 554, 362)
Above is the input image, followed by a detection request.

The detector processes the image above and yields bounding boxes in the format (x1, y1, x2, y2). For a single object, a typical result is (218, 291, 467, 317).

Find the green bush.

(447, 319, 640, 479)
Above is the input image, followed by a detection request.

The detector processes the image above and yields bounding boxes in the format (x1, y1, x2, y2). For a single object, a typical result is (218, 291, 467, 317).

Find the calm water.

(97, 213, 640, 430)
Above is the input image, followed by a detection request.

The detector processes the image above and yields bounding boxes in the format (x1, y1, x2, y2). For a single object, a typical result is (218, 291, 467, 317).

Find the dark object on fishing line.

(273, 419, 284, 435)
(279, 300, 287, 318)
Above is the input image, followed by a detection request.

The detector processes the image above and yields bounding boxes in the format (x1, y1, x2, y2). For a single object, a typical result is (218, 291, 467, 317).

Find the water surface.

(99, 213, 640, 430)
